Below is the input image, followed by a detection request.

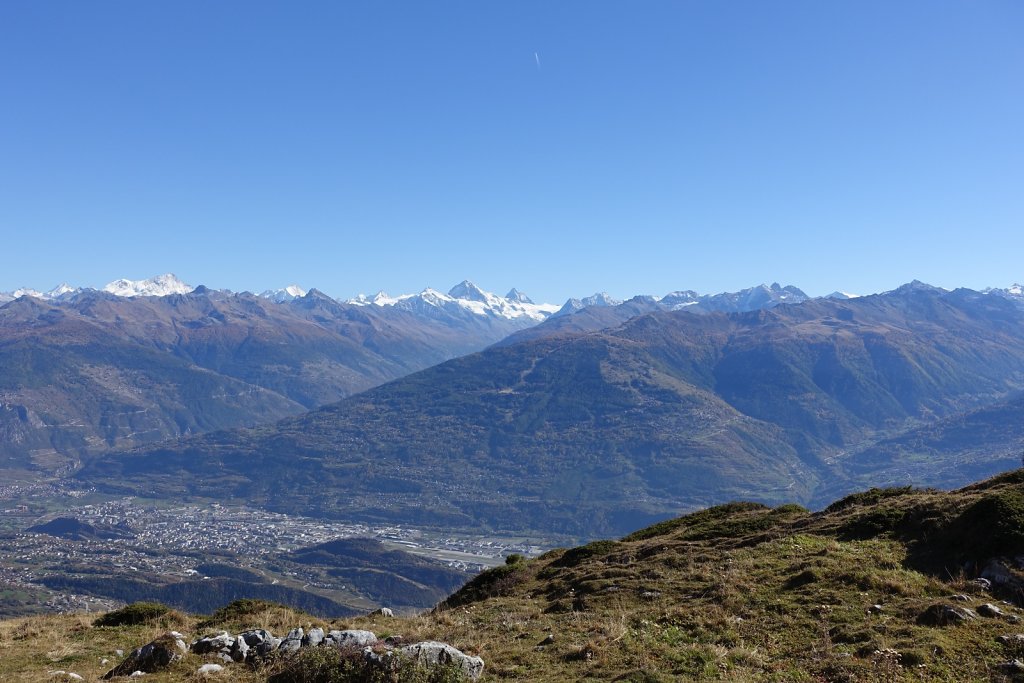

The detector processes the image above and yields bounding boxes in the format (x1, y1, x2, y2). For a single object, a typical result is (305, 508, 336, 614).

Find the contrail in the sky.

(534, 52, 541, 70)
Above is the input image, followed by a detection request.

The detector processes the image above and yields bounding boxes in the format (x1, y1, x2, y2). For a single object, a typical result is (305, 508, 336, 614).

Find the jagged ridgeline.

(81, 286, 1024, 538)
(6, 472, 1024, 681)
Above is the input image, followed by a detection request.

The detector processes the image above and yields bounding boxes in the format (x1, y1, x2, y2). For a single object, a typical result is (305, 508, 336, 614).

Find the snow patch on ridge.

(103, 274, 194, 297)
(347, 282, 558, 321)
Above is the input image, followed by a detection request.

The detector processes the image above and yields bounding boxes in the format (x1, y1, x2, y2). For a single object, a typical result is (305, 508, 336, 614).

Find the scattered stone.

(278, 627, 304, 655)
(384, 635, 405, 646)
(950, 594, 970, 602)
(979, 603, 1006, 618)
(104, 633, 187, 679)
(49, 672, 84, 681)
(1010, 615, 1023, 625)
(973, 577, 993, 591)
(999, 659, 1024, 674)
(369, 607, 394, 618)
(399, 641, 484, 681)
(301, 627, 324, 648)
(325, 629, 378, 648)
(917, 604, 978, 627)
(538, 634, 555, 646)
(868, 604, 883, 614)
(196, 663, 224, 676)
(229, 635, 249, 662)
(129, 673, 146, 678)
(998, 634, 1024, 645)
(239, 629, 274, 647)
(191, 632, 235, 655)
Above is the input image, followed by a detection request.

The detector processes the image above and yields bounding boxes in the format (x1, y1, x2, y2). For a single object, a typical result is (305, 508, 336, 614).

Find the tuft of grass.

(198, 598, 322, 633)
(92, 602, 177, 628)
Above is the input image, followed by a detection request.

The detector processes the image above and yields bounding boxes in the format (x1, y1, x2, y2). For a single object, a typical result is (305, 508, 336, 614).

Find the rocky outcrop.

(397, 641, 485, 681)
(103, 632, 187, 679)
(917, 604, 978, 627)
(188, 625, 482, 681)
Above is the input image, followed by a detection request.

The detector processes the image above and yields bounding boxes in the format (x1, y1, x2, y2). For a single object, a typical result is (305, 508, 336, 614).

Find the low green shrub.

(550, 540, 621, 568)
(267, 645, 468, 683)
(440, 562, 527, 608)
(92, 601, 171, 627)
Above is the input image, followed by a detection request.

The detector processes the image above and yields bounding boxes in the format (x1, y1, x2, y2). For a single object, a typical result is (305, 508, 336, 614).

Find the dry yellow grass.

(5, 473, 1024, 680)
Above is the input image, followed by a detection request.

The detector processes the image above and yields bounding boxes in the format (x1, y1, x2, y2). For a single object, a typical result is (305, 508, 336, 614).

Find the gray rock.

(276, 627, 305, 654)
(103, 633, 187, 679)
(229, 635, 249, 662)
(979, 603, 1006, 618)
(369, 607, 394, 618)
(950, 594, 970, 602)
(973, 577, 993, 591)
(997, 634, 1024, 645)
(399, 641, 484, 681)
(538, 634, 555, 645)
(191, 632, 234, 655)
(239, 629, 273, 647)
(196, 663, 224, 675)
(917, 604, 977, 627)
(325, 630, 378, 648)
(278, 629, 303, 656)
(302, 627, 325, 647)
(1000, 659, 1024, 673)
(253, 641, 277, 659)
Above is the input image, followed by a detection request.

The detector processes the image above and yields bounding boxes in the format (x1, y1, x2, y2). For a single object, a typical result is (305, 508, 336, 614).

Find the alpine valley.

(36, 277, 1024, 539)
(7, 276, 1024, 631)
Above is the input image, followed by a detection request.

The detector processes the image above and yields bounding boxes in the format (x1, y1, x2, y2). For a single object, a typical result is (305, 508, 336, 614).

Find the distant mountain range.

(78, 283, 1024, 539)
(1, 274, 901, 472)
(0, 279, 558, 471)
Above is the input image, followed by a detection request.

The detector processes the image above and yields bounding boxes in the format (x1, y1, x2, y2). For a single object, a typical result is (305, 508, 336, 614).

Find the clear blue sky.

(1, 1, 1021, 302)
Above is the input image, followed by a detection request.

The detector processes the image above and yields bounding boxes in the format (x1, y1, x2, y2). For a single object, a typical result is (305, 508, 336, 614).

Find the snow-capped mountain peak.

(103, 273, 194, 297)
(824, 291, 860, 300)
(448, 280, 491, 303)
(505, 288, 534, 304)
(259, 285, 307, 303)
(44, 283, 79, 299)
(984, 283, 1024, 298)
(346, 282, 558, 322)
(554, 292, 623, 317)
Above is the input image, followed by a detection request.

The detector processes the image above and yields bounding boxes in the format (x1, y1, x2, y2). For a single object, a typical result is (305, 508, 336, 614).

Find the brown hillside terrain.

(6, 470, 1024, 680)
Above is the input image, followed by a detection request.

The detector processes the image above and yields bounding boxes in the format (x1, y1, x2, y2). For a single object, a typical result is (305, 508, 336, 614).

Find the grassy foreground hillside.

(6, 471, 1024, 681)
